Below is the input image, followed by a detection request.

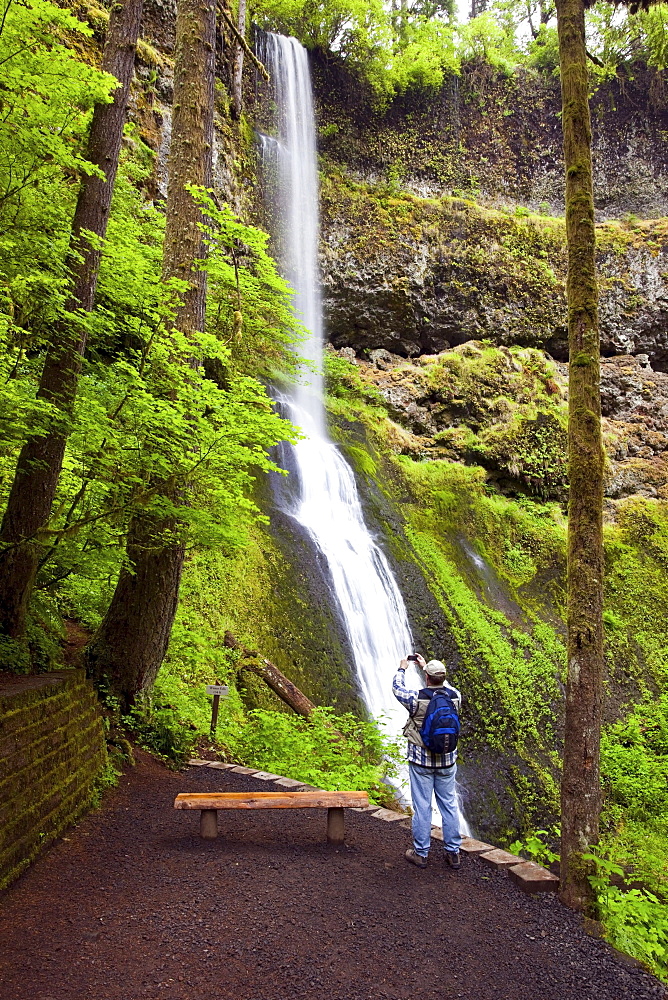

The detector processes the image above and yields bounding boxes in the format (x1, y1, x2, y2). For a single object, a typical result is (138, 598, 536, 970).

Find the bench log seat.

(174, 790, 369, 844)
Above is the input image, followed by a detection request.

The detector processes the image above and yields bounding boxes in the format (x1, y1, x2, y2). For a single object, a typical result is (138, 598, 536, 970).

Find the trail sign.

(206, 684, 229, 735)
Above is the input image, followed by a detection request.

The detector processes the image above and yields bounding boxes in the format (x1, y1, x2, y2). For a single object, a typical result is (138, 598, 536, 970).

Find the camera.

(407, 654, 419, 662)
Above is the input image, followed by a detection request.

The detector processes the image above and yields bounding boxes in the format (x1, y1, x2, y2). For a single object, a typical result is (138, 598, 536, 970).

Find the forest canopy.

(251, 0, 668, 94)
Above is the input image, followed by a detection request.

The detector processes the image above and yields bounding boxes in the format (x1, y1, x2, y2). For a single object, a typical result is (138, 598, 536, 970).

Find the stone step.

(508, 861, 560, 893)
(479, 848, 524, 869)
(460, 836, 495, 854)
(274, 777, 307, 789)
(370, 808, 406, 822)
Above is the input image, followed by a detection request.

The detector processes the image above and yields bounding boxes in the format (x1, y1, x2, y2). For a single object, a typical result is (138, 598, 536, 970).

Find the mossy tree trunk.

(556, 0, 605, 913)
(232, 0, 246, 119)
(0, 0, 143, 641)
(87, 0, 216, 710)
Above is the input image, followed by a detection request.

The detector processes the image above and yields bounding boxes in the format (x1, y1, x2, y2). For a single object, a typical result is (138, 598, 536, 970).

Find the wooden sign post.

(206, 684, 229, 736)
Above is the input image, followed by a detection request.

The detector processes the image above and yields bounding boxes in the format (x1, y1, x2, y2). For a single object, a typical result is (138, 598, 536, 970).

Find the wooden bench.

(174, 790, 369, 845)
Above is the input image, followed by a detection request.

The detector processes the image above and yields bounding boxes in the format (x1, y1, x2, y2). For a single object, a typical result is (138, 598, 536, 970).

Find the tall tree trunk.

(0, 0, 143, 639)
(86, 518, 185, 704)
(556, 0, 605, 914)
(87, 0, 216, 709)
(232, 0, 246, 119)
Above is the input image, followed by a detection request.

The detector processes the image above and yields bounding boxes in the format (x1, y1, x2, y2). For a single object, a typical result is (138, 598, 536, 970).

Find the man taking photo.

(393, 654, 462, 869)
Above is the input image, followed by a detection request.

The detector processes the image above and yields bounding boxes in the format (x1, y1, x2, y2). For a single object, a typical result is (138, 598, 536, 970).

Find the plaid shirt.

(392, 668, 461, 768)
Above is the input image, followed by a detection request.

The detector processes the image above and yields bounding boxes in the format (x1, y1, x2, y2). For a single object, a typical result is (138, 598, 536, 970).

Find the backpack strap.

(413, 687, 433, 712)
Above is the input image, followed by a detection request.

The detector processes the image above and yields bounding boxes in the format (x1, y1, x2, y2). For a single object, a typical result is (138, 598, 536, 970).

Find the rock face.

(338, 344, 668, 505)
(319, 182, 668, 369)
(312, 54, 668, 221)
(600, 355, 668, 501)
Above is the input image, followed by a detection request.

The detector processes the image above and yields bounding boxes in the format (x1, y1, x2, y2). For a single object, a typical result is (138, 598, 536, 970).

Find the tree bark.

(231, 0, 246, 119)
(87, 0, 216, 708)
(0, 0, 143, 639)
(223, 632, 317, 718)
(556, 0, 605, 914)
(86, 519, 185, 710)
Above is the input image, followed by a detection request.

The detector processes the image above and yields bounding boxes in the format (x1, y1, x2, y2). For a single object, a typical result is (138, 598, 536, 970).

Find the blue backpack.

(419, 688, 460, 754)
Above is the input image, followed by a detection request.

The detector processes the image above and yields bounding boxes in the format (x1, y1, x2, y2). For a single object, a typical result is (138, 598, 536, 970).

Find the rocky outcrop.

(313, 54, 668, 221)
(600, 354, 668, 501)
(320, 182, 668, 368)
(336, 344, 668, 505)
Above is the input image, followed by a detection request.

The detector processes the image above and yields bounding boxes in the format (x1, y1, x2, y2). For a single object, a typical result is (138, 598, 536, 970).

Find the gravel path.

(0, 750, 665, 1000)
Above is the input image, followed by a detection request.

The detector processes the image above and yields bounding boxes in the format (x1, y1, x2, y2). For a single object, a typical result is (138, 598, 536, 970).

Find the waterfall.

(259, 33, 469, 833)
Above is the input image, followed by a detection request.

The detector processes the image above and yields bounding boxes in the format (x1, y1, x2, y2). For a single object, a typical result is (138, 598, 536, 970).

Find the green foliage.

(1, 142, 298, 631)
(585, 853, 668, 980)
(0, 0, 115, 227)
(195, 187, 303, 380)
(601, 697, 668, 821)
(133, 652, 401, 801)
(90, 758, 122, 807)
(635, 4, 668, 71)
(603, 498, 668, 688)
(250, 0, 668, 96)
(252, 0, 459, 98)
(225, 706, 401, 799)
(124, 700, 199, 767)
(509, 827, 560, 865)
(252, 0, 393, 85)
(602, 887, 668, 980)
(377, 16, 459, 95)
(458, 12, 520, 74)
(0, 0, 300, 650)
(0, 0, 117, 472)
(526, 24, 560, 73)
(599, 693, 668, 906)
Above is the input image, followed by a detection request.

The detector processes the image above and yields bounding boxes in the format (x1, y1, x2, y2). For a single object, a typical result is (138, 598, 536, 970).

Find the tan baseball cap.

(425, 659, 446, 678)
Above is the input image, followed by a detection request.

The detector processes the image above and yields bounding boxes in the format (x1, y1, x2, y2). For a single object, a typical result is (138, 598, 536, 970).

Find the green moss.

(341, 444, 377, 478)
(0, 671, 106, 889)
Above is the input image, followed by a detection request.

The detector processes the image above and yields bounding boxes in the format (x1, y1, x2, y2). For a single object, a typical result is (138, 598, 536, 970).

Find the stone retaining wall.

(0, 670, 107, 890)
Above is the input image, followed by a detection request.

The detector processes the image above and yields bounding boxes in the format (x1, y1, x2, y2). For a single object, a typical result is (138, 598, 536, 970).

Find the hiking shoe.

(405, 848, 428, 868)
(446, 850, 461, 869)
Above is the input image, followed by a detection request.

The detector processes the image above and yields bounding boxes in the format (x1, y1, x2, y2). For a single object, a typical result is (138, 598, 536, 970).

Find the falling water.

(259, 33, 469, 833)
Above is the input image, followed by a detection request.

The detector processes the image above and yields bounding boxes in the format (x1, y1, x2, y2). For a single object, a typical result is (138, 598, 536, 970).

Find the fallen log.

(223, 631, 317, 719)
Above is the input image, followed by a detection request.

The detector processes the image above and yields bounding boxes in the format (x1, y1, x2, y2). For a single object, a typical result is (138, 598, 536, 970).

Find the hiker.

(393, 654, 462, 869)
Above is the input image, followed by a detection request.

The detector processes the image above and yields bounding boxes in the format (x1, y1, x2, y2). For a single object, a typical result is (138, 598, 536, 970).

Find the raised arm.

(392, 657, 422, 715)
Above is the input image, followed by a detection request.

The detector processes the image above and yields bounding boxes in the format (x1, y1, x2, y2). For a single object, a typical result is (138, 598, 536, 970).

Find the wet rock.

(320, 196, 668, 367)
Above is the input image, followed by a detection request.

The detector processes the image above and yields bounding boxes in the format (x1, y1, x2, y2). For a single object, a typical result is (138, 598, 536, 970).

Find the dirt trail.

(0, 751, 665, 1000)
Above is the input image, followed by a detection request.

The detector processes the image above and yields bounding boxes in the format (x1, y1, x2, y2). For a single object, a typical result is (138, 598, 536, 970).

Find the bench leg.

(327, 806, 345, 845)
(200, 809, 218, 839)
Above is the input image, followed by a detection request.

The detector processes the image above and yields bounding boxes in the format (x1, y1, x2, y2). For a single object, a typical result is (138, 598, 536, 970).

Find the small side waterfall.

(259, 32, 469, 832)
